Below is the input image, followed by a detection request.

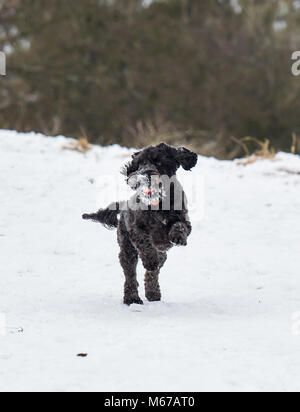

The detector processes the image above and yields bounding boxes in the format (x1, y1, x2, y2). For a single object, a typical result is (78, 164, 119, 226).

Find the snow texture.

(0, 130, 300, 392)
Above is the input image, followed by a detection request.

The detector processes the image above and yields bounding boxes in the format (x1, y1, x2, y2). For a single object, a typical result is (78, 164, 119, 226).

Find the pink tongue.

(144, 188, 151, 196)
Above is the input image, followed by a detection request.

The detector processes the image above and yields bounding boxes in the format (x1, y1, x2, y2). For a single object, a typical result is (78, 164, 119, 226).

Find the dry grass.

(62, 137, 92, 153)
(126, 119, 221, 156)
(236, 135, 300, 166)
(128, 120, 300, 162)
(235, 137, 277, 166)
(127, 119, 187, 148)
(291, 133, 298, 155)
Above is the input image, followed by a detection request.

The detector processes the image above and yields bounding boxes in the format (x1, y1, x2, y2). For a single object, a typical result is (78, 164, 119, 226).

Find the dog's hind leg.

(145, 252, 167, 302)
(118, 222, 143, 306)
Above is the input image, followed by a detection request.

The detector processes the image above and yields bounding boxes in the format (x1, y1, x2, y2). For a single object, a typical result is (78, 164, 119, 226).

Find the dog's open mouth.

(140, 185, 161, 206)
(128, 172, 165, 206)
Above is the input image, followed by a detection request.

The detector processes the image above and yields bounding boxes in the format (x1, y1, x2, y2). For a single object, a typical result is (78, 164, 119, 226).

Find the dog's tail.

(82, 202, 122, 230)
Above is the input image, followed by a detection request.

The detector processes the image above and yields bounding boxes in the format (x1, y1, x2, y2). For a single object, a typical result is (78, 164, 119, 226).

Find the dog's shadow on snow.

(79, 295, 231, 321)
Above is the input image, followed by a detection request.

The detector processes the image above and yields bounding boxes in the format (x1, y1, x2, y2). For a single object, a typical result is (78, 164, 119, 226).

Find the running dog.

(83, 143, 198, 305)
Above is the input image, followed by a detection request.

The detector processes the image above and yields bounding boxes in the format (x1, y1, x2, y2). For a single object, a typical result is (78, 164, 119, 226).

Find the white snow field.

(1, 130, 300, 392)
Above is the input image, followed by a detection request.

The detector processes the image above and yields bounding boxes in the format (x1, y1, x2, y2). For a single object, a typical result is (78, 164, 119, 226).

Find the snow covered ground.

(1, 130, 300, 392)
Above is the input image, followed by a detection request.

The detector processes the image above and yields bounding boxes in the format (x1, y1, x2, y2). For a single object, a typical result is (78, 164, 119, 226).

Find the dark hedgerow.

(0, 0, 300, 158)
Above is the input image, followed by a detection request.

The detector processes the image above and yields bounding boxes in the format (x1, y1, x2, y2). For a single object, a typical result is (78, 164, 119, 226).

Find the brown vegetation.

(1, 0, 300, 158)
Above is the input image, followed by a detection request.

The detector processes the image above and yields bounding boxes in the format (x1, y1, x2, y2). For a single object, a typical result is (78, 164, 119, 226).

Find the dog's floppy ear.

(173, 147, 198, 171)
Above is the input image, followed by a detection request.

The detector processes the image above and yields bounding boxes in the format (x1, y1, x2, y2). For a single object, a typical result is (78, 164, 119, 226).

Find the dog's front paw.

(124, 295, 144, 306)
(169, 222, 188, 246)
(145, 291, 161, 302)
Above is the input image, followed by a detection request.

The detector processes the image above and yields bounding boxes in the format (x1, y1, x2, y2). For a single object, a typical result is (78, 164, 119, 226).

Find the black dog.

(83, 143, 198, 305)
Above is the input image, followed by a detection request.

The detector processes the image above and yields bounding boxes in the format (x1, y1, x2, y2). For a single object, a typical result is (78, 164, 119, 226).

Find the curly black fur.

(83, 143, 198, 305)
(122, 143, 197, 179)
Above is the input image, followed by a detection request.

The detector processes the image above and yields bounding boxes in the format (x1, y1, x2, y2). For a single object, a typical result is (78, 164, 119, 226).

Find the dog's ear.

(132, 151, 140, 159)
(173, 147, 198, 171)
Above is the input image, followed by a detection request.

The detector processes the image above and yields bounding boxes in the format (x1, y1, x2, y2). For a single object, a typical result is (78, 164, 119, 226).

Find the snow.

(0, 129, 300, 392)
